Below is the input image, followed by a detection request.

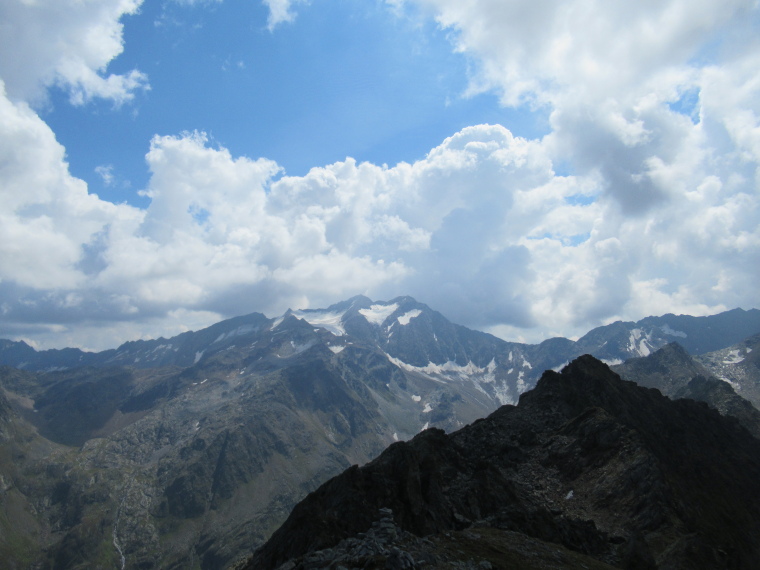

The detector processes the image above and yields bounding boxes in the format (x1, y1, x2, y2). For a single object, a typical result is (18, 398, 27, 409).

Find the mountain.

(611, 334, 760, 414)
(243, 356, 760, 570)
(573, 307, 760, 360)
(0, 298, 759, 569)
(3, 297, 759, 403)
(611, 342, 760, 438)
(610, 342, 712, 395)
(0, 296, 538, 569)
(674, 376, 760, 439)
(696, 332, 760, 408)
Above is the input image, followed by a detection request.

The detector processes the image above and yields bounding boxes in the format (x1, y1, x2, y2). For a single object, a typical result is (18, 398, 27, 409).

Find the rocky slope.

(1, 299, 759, 569)
(244, 356, 760, 570)
(613, 342, 760, 438)
(696, 333, 760, 408)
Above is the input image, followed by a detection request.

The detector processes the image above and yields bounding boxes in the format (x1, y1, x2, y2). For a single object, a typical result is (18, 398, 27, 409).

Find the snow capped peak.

(359, 303, 399, 326)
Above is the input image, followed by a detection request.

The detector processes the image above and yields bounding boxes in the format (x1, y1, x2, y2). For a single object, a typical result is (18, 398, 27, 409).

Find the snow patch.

(493, 384, 515, 406)
(292, 309, 347, 336)
(397, 309, 422, 326)
(289, 340, 313, 355)
(420, 422, 429, 431)
(628, 329, 653, 357)
(359, 303, 399, 325)
(393, 358, 486, 377)
(422, 403, 433, 413)
(516, 371, 528, 395)
(411, 395, 421, 402)
(213, 324, 259, 344)
(393, 432, 399, 442)
(719, 376, 741, 391)
(601, 358, 623, 366)
(723, 349, 745, 365)
(194, 350, 204, 364)
(328, 345, 345, 354)
(386, 354, 503, 401)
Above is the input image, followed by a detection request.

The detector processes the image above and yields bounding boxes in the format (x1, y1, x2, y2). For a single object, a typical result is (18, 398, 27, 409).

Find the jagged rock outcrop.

(244, 356, 760, 570)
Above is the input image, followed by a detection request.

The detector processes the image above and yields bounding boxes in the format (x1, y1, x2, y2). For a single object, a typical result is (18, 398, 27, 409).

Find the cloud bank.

(0, 0, 758, 349)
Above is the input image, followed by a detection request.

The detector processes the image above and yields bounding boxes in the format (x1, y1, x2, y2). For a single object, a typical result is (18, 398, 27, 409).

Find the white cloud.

(0, 80, 141, 291)
(0, 0, 758, 350)
(0, 0, 148, 105)
(262, 0, 307, 31)
(0, 115, 758, 348)
(2, 112, 759, 349)
(95, 165, 115, 186)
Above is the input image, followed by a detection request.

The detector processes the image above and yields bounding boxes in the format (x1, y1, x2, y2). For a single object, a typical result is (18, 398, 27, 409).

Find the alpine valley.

(1, 296, 760, 569)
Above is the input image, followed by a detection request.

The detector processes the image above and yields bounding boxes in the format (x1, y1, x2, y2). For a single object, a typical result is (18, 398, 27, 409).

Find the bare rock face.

(244, 356, 760, 570)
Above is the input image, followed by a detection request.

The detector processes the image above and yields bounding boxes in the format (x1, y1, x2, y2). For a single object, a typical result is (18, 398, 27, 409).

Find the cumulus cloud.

(394, 0, 760, 329)
(0, 0, 148, 105)
(5, 115, 757, 349)
(0, 81, 140, 291)
(0, 0, 758, 350)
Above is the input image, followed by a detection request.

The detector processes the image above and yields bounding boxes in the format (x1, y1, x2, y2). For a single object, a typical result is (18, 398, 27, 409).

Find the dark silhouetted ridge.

(244, 355, 760, 570)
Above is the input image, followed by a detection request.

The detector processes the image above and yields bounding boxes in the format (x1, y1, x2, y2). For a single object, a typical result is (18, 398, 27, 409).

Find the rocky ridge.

(244, 356, 760, 570)
(613, 342, 760, 438)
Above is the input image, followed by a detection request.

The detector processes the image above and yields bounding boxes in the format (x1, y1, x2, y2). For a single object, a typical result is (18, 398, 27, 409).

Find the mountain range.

(0, 296, 759, 568)
(242, 355, 760, 569)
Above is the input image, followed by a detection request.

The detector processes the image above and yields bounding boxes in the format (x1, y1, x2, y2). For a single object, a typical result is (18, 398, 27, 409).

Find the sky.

(1, 0, 759, 351)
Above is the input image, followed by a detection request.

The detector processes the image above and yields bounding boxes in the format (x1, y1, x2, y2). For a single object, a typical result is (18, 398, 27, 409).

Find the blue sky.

(1, 0, 759, 350)
(44, 1, 547, 206)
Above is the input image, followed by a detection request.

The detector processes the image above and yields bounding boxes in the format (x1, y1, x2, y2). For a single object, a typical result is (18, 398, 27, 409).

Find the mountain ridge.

(243, 355, 760, 570)
(1, 299, 760, 568)
(3, 300, 759, 374)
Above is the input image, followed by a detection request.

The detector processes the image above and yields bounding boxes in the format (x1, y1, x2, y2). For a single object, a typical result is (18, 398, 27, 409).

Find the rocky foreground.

(240, 355, 760, 570)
